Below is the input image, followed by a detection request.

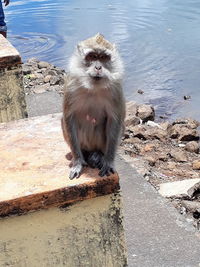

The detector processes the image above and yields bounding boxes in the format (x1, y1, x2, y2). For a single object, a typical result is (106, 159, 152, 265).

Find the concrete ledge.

(0, 35, 21, 68)
(0, 35, 27, 122)
(0, 113, 119, 217)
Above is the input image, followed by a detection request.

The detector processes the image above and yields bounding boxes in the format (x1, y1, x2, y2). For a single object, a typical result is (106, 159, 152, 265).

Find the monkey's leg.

(99, 118, 121, 177)
(62, 116, 87, 179)
(87, 151, 104, 169)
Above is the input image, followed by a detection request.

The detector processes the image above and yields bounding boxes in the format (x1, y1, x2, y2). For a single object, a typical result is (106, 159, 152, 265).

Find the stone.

(137, 89, 144, 94)
(136, 104, 155, 122)
(158, 178, 200, 198)
(159, 122, 171, 131)
(44, 75, 52, 83)
(33, 84, 50, 94)
(38, 61, 51, 69)
(168, 125, 199, 141)
(129, 125, 147, 140)
(146, 121, 161, 128)
(143, 143, 156, 152)
(173, 118, 199, 129)
(185, 141, 199, 154)
(126, 101, 138, 118)
(181, 200, 200, 213)
(47, 69, 57, 76)
(146, 128, 167, 141)
(27, 57, 39, 64)
(166, 161, 177, 169)
(22, 65, 32, 75)
(125, 116, 140, 127)
(192, 160, 200, 170)
(158, 153, 168, 162)
(169, 149, 188, 162)
(50, 76, 60, 85)
(145, 156, 157, 166)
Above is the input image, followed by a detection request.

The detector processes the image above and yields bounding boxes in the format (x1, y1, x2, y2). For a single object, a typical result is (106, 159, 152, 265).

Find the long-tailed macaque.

(61, 33, 125, 179)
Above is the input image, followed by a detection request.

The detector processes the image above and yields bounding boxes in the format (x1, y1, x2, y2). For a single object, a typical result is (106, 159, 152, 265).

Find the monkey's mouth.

(92, 76, 102, 81)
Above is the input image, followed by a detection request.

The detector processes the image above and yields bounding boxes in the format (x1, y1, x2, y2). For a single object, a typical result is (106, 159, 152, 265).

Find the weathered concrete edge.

(0, 55, 22, 69)
(0, 174, 120, 218)
(0, 35, 21, 68)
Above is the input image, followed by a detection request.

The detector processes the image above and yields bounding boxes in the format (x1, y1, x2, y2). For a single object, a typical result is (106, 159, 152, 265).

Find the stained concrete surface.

(26, 91, 200, 267)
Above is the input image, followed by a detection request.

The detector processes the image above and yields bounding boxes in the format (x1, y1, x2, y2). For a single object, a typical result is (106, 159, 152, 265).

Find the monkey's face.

(83, 49, 112, 81)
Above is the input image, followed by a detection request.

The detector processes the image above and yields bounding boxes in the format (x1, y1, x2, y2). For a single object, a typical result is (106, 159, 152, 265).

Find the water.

(4, 0, 200, 121)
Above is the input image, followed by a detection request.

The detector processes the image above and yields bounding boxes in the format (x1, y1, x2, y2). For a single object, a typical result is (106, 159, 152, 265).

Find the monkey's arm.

(99, 91, 125, 177)
(62, 88, 87, 180)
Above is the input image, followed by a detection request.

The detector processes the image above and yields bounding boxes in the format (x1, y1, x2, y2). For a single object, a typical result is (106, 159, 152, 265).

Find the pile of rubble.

(22, 58, 66, 95)
(122, 101, 200, 229)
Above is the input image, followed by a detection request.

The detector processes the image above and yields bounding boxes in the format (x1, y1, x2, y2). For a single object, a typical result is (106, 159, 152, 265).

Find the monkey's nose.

(95, 66, 102, 70)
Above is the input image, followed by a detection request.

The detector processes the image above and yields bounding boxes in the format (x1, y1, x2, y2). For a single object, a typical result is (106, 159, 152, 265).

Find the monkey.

(61, 33, 125, 180)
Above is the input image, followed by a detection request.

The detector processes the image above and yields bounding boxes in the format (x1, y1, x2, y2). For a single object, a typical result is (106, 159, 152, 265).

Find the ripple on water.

(9, 32, 66, 64)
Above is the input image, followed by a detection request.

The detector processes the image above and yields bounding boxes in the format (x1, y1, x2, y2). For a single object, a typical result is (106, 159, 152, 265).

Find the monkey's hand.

(99, 159, 115, 177)
(69, 159, 87, 180)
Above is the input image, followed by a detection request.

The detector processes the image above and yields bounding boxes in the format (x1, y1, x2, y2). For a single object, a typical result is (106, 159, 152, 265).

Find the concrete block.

(0, 113, 127, 266)
(0, 35, 27, 122)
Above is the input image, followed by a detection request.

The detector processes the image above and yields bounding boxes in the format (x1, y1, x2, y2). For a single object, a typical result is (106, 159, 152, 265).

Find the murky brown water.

(5, 0, 200, 121)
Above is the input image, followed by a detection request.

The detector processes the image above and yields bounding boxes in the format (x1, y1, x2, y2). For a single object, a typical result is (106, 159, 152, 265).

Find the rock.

(27, 57, 39, 64)
(146, 127, 167, 141)
(185, 141, 199, 154)
(183, 95, 191, 100)
(172, 118, 200, 129)
(168, 125, 199, 141)
(179, 128, 199, 142)
(22, 65, 32, 75)
(169, 149, 188, 162)
(145, 156, 157, 166)
(125, 116, 140, 127)
(192, 160, 200, 170)
(129, 125, 147, 140)
(33, 84, 50, 94)
(158, 153, 168, 162)
(146, 121, 162, 128)
(47, 69, 57, 76)
(181, 200, 200, 213)
(136, 104, 155, 122)
(158, 178, 200, 198)
(38, 61, 51, 69)
(28, 74, 37, 80)
(166, 161, 177, 169)
(44, 75, 52, 83)
(126, 101, 138, 117)
(137, 89, 144, 94)
(50, 76, 60, 85)
(143, 143, 156, 152)
(159, 122, 171, 131)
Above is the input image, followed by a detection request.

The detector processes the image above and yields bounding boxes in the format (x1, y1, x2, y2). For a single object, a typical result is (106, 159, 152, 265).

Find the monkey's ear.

(112, 43, 117, 51)
(77, 44, 85, 56)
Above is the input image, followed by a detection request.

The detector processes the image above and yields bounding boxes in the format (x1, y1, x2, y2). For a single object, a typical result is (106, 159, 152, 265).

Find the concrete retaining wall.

(0, 35, 27, 122)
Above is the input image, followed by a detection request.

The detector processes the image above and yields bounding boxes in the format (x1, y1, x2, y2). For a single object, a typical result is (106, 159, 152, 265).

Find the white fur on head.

(68, 34, 124, 89)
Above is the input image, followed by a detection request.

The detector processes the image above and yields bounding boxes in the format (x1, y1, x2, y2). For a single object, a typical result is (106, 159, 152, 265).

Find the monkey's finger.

(99, 168, 110, 177)
(69, 170, 80, 180)
(110, 168, 115, 174)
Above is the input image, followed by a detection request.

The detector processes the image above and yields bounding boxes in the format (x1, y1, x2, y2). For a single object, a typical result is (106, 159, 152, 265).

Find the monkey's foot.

(69, 159, 87, 180)
(99, 161, 115, 177)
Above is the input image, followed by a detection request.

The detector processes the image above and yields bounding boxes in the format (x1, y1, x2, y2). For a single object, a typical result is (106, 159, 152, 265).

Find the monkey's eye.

(99, 54, 111, 62)
(85, 53, 98, 61)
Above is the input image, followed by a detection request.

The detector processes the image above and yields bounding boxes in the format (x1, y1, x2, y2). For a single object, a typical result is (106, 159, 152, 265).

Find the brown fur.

(62, 34, 125, 179)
